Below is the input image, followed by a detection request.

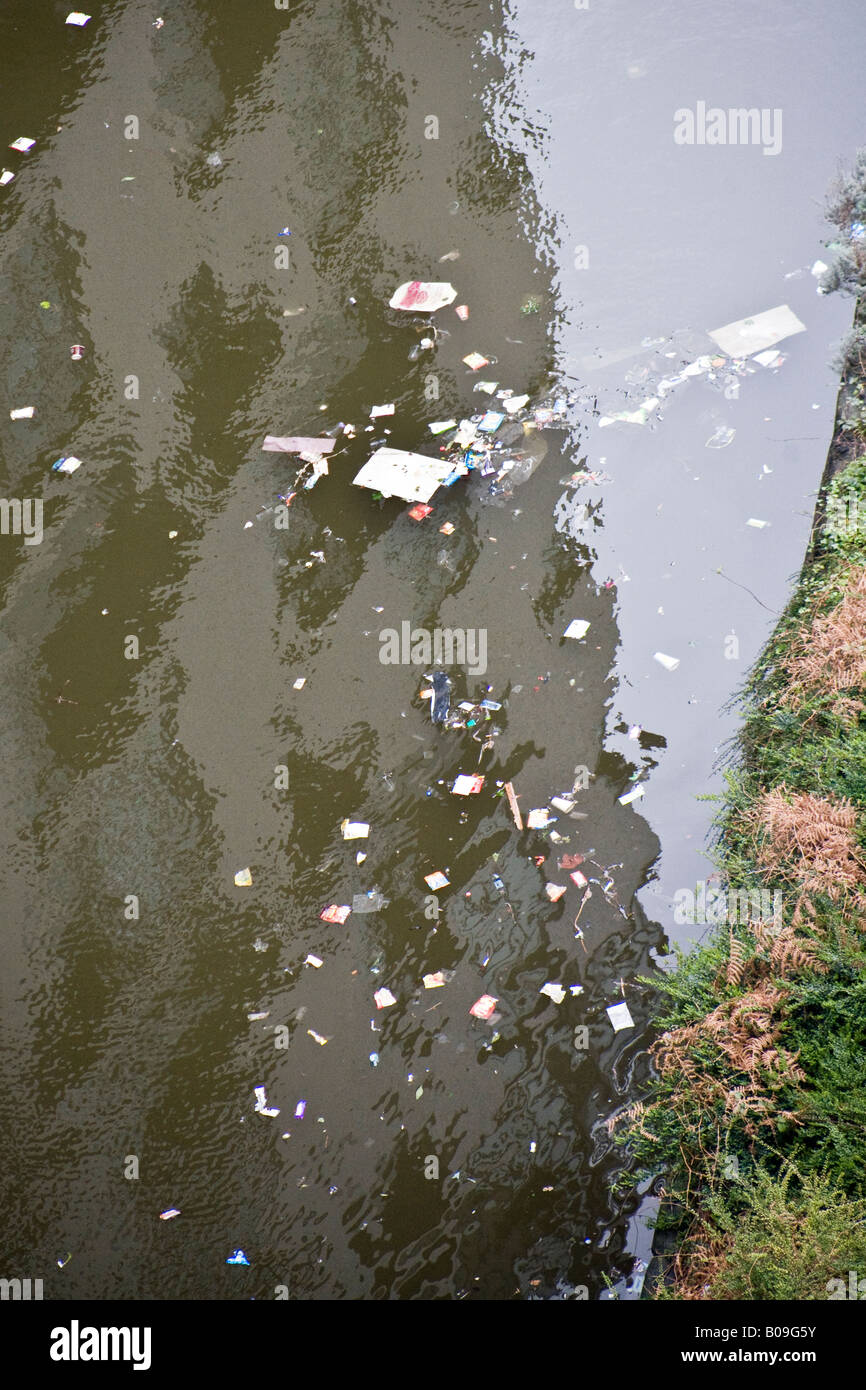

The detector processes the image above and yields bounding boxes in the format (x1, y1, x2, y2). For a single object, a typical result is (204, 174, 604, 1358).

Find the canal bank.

(631, 159, 866, 1300)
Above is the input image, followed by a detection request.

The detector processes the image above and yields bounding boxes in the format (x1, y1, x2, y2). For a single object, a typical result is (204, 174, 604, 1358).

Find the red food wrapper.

(559, 852, 584, 870)
(469, 994, 498, 1020)
(320, 904, 350, 924)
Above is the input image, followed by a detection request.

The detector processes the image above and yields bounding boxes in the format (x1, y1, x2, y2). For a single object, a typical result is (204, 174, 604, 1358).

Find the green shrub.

(708, 1169, 866, 1301)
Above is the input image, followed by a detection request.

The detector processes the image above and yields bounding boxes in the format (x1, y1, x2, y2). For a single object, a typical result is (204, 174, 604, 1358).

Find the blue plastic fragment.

(430, 670, 450, 723)
(226, 1249, 250, 1266)
(478, 411, 505, 432)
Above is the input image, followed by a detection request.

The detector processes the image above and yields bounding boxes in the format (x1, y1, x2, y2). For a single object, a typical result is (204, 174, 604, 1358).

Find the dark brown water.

(0, 0, 862, 1300)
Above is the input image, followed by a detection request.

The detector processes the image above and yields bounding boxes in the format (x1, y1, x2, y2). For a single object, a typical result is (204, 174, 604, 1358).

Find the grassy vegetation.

(622, 156, 866, 1300)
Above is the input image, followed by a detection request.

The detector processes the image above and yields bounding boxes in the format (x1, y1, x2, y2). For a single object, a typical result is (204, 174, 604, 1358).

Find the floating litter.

(653, 652, 680, 672)
(469, 995, 498, 1020)
(606, 1002, 635, 1032)
(618, 786, 645, 806)
(540, 982, 567, 1004)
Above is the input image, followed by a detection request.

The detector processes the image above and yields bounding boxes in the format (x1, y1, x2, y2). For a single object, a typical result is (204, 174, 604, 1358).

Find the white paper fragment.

(262, 435, 336, 454)
(452, 419, 477, 448)
(618, 785, 645, 806)
(746, 518, 770, 529)
(452, 774, 484, 795)
(10, 407, 34, 419)
(0, 170, 14, 185)
(341, 820, 370, 839)
(370, 403, 395, 418)
(234, 868, 252, 886)
(389, 281, 457, 312)
(682, 356, 712, 377)
(53, 456, 81, 474)
(374, 988, 397, 1009)
(159, 1208, 181, 1220)
(540, 982, 567, 1004)
(753, 349, 784, 368)
(304, 954, 323, 968)
(527, 808, 550, 829)
(564, 619, 590, 640)
(606, 1002, 635, 1032)
(708, 304, 806, 357)
(66, 12, 92, 25)
(653, 652, 680, 671)
(9, 138, 35, 152)
(503, 394, 529, 414)
(424, 871, 449, 890)
(550, 796, 575, 814)
(293, 677, 306, 690)
(254, 1086, 280, 1117)
(352, 447, 456, 504)
(302, 456, 329, 486)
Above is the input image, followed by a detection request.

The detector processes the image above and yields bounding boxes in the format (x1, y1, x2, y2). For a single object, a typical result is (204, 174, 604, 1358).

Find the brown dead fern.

(747, 785, 866, 898)
(671, 1227, 735, 1300)
(653, 981, 802, 1102)
(768, 922, 827, 978)
(726, 929, 747, 988)
(780, 564, 866, 703)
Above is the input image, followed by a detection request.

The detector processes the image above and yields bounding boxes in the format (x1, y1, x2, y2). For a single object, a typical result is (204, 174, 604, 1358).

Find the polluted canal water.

(0, 0, 863, 1307)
